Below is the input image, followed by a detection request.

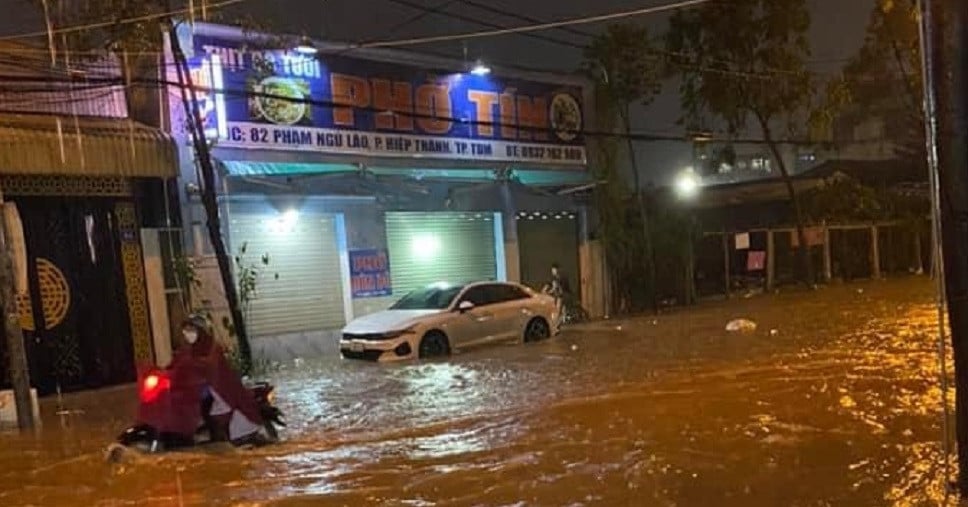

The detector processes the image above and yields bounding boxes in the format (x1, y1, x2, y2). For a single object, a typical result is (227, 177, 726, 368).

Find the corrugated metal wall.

(385, 212, 498, 297)
(228, 205, 346, 337)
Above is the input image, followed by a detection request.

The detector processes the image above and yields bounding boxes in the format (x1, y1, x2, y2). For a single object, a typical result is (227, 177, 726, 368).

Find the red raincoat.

(186, 329, 264, 426)
(136, 326, 262, 439)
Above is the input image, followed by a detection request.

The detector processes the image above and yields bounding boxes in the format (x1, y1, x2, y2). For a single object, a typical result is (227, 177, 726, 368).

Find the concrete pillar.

(140, 229, 173, 368)
(722, 231, 731, 298)
(577, 206, 595, 313)
(766, 229, 775, 291)
(871, 225, 881, 279)
(914, 227, 925, 274)
(823, 226, 833, 281)
(498, 181, 520, 283)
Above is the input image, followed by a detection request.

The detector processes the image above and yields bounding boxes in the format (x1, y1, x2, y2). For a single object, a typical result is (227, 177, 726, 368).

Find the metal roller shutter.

(386, 212, 498, 298)
(517, 212, 579, 295)
(227, 205, 346, 337)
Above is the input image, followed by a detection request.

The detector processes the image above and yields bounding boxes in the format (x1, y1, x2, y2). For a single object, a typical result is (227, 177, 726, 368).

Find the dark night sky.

(2, 0, 876, 181)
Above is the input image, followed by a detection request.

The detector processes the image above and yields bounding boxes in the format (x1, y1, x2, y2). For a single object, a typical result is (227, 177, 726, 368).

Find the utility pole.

(164, 15, 253, 374)
(0, 196, 33, 430)
(920, 0, 968, 495)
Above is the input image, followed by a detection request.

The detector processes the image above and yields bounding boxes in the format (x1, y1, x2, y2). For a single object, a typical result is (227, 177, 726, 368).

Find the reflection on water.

(0, 279, 955, 506)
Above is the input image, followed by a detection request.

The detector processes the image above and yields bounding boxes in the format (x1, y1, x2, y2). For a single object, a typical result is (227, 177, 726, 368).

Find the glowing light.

(294, 37, 318, 55)
(268, 209, 300, 234)
(211, 54, 228, 140)
(675, 168, 700, 199)
(411, 234, 441, 260)
(140, 373, 170, 403)
(470, 61, 491, 76)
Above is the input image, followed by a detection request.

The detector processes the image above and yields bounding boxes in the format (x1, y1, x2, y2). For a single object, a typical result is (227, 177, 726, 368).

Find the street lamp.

(294, 36, 318, 55)
(470, 60, 491, 76)
(675, 167, 701, 199)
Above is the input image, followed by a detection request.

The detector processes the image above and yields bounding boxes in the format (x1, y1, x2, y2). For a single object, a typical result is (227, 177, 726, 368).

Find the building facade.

(167, 23, 604, 360)
(0, 44, 178, 394)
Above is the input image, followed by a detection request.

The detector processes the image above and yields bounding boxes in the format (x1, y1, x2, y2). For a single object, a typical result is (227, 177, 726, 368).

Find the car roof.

(463, 280, 528, 289)
(420, 280, 532, 292)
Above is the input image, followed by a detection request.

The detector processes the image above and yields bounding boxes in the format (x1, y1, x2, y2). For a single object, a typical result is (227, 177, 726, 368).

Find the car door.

(485, 284, 532, 342)
(447, 285, 498, 348)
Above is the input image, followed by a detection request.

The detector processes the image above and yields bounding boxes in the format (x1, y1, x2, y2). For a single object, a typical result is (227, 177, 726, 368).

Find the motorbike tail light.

(140, 373, 170, 403)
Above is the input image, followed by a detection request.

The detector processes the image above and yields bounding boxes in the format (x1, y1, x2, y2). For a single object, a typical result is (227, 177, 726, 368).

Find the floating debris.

(726, 319, 757, 333)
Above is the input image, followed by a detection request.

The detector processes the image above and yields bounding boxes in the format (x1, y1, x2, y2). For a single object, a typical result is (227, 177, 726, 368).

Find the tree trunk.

(926, 0, 968, 495)
(757, 115, 813, 285)
(166, 22, 253, 374)
(621, 106, 657, 313)
(684, 218, 696, 305)
(0, 201, 33, 430)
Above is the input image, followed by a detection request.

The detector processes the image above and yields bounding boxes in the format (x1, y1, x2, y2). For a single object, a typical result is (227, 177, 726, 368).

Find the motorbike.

(116, 369, 285, 453)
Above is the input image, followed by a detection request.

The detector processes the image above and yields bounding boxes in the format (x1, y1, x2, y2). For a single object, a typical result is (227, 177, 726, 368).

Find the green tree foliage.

(665, 0, 816, 283)
(801, 176, 883, 223)
(801, 175, 928, 225)
(837, 0, 924, 165)
(583, 23, 664, 311)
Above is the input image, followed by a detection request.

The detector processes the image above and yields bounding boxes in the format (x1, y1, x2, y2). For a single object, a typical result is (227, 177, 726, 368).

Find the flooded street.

(0, 278, 955, 506)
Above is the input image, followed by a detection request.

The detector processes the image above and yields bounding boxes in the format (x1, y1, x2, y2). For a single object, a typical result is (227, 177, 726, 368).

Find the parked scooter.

(115, 368, 285, 453)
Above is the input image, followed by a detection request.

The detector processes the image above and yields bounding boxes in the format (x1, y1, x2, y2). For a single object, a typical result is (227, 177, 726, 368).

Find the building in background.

(165, 23, 604, 360)
(692, 139, 819, 185)
(0, 42, 178, 394)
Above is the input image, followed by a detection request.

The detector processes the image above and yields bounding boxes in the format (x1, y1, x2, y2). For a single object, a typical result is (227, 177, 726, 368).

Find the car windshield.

(390, 284, 465, 310)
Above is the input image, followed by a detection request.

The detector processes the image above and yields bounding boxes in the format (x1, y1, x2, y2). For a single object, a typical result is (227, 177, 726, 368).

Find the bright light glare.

(675, 168, 700, 199)
(411, 234, 441, 260)
(294, 37, 318, 55)
(269, 209, 300, 233)
(470, 61, 491, 76)
(281, 209, 299, 224)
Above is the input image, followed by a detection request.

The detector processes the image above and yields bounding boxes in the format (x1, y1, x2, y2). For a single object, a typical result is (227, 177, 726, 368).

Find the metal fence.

(695, 221, 931, 298)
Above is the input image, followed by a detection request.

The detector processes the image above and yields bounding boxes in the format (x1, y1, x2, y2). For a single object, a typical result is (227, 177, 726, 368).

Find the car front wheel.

(419, 331, 450, 358)
(524, 318, 551, 343)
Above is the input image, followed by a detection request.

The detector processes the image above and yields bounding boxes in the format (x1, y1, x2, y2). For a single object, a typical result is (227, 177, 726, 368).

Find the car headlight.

(381, 328, 416, 340)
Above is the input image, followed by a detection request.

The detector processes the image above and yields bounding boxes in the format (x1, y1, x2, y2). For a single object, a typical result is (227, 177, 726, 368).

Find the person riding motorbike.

(141, 314, 270, 447)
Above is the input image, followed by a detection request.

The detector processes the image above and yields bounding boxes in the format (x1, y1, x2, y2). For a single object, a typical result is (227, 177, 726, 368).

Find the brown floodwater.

(0, 278, 956, 506)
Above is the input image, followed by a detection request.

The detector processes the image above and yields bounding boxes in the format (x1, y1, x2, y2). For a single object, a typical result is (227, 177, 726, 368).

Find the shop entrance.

(227, 203, 347, 337)
(1, 196, 136, 394)
(385, 212, 501, 297)
(517, 211, 580, 296)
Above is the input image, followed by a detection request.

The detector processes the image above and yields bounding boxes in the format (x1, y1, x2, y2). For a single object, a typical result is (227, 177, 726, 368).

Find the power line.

(381, 0, 464, 38)
(334, 0, 463, 57)
(352, 0, 714, 49)
(0, 0, 844, 82)
(0, 0, 248, 42)
(384, 0, 587, 50)
(380, 0, 821, 80)
(460, 0, 597, 41)
(0, 71, 839, 146)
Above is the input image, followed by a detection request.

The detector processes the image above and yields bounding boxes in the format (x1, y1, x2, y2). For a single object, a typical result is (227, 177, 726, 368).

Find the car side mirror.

(458, 301, 475, 313)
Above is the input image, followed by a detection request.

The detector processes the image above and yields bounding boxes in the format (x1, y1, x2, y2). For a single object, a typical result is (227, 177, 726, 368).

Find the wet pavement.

(0, 277, 956, 506)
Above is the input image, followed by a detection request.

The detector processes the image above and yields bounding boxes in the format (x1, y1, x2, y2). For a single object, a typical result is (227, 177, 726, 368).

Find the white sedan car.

(340, 281, 559, 361)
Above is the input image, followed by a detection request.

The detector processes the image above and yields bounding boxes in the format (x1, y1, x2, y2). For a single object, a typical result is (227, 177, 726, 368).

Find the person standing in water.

(544, 263, 571, 316)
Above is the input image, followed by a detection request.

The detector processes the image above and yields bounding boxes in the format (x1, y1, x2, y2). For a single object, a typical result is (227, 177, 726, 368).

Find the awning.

(448, 180, 579, 212)
(0, 114, 177, 178)
(220, 160, 594, 187)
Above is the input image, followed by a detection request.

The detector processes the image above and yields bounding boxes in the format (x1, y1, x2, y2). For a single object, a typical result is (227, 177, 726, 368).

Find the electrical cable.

(384, 0, 586, 50)
(0, 70, 890, 146)
(0, 0, 248, 42)
(349, 0, 714, 49)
